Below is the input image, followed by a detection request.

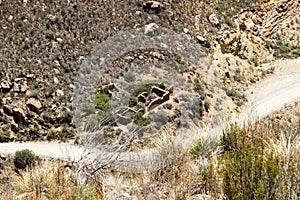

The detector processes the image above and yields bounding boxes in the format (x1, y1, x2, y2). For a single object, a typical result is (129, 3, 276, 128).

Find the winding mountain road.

(0, 58, 299, 171)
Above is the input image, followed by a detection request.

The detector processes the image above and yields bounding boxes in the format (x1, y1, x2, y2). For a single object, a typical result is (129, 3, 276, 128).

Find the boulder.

(11, 120, 19, 132)
(101, 83, 115, 90)
(20, 81, 29, 92)
(26, 98, 42, 113)
(152, 52, 165, 60)
(54, 77, 59, 84)
(208, 13, 221, 28)
(196, 35, 206, 43)
(13, 82, 20, 92)
(26, 74, 35, 79)
(12, 107, 27, 123)
(143, 1, 165, 14)
(56, 89, 64, 96)
(13, 81, 28, 93)
(0, 154, 6, 160)
(0, 80, 12, 92)
(3, 105, 13, 115)
(144, 23, 159, 35)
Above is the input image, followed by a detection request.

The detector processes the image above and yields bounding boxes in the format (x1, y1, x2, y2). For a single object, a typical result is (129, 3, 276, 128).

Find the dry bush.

(2, 160, 103, 200)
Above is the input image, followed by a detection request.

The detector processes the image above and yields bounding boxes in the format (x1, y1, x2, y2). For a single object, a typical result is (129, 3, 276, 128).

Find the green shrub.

(72, 186, 97, 200)
(163, 103, 173, 110)
(45, 30, 55, 40)
(132, 82, 156, 96)
(132, 112, 150, 126)
(29, 89, 40, 98)
(94, 93, 110, 111)
(220, 124, 281, 200)
(226, 87, 237, 98)
(13, 149, 37, 170)
(96, 111, 116, 126)
(0, 131, 10, 142)
(124, 71, 136, 82)
(273, 44, 300, 59)
(193, 81, 204, 94)
(46, 127, 57, 141)
(128, 96, 137, 107)
(190, 136, 218, 158)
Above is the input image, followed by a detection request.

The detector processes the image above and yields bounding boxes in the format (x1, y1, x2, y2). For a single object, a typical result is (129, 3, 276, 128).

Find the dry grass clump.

(263, 121, 300, 200)
(2, 160, 103, 200)
(100, 155, 208, 200)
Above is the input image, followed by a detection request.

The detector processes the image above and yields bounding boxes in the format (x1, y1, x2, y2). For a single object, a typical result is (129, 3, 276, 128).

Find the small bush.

(0, 131, 11, 142)
(150, 110, 168, 128)
(94, 93, 110, 111)
(163, 103, 173, 110)
(132, 82, 156, 96)
(128, 95, 137, 107)
(14, 149, 37, 170)
(190, 136, 218, 158)
(132, 112, 150, 126)
(123, 71, 136, 82)
(193, 82, 204, 94)
(29, 89, 40, 98)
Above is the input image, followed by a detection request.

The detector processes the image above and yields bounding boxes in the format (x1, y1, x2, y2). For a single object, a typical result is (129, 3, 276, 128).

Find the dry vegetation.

(1, 113, 299, 199)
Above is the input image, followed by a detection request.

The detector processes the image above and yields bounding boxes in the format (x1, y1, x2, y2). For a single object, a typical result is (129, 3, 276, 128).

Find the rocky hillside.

(0, 0, 299, 143)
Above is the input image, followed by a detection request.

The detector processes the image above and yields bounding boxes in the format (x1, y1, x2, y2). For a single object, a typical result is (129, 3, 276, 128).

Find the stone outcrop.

(116, 84, 173, 125)
(12, 107, 27, 124)
(0, 80, 12, 92)
(3, 105, 13, 115)
(26, 98, 42, 113)
(144, 23, 159, 35)
(208, 13, 220, 28)
(143, 1, 165, 14)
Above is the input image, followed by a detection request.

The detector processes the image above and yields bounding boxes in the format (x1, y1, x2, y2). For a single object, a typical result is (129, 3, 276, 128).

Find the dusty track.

(0, 58, 299, 171)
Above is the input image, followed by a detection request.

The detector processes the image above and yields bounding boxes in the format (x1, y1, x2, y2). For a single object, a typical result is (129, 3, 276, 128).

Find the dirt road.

(0, 58, 299, 170)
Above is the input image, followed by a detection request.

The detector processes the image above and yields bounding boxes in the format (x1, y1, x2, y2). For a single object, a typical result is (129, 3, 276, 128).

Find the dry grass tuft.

(2, 160, 102, 200)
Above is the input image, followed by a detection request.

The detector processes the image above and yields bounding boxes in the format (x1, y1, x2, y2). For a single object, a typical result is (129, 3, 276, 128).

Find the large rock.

(144, 23, 159, 35)
(3, 105, 13, 115)
(13, 82, 20, 92)
(0, 80, 12, 92)
(12, 107, 27, 123)
(12, 81, 28, 93)
(208, 13, 220, 28)
(143, 1, 165, 14)
(11, 120, 19, 132)
(20, 81, 29, 92)
(26, 98, 42, 113)
(56, 89, 64, 96)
